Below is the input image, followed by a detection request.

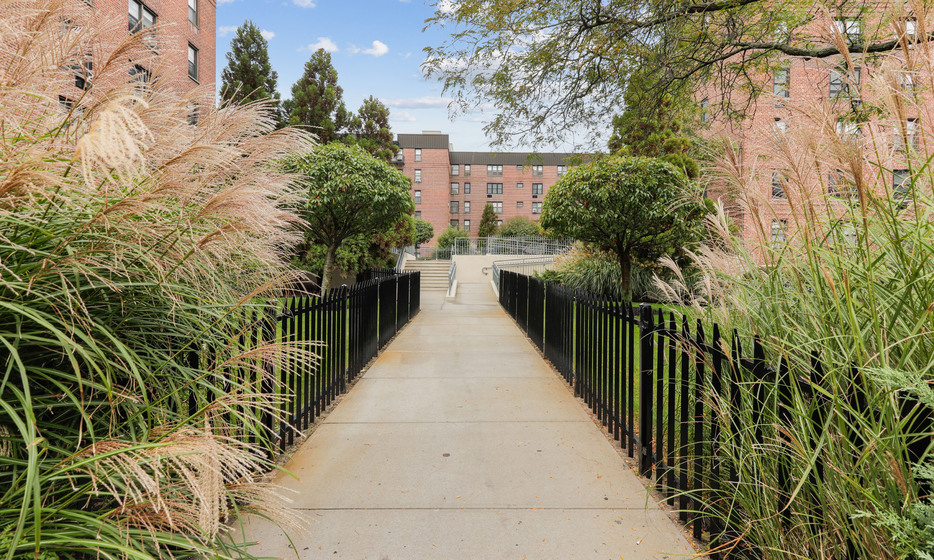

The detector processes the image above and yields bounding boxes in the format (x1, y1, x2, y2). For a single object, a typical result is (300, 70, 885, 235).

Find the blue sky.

(215, 0, 578, 152)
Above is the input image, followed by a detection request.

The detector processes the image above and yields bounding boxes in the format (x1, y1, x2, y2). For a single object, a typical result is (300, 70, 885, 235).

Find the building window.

(463, 219, 470, 232)
(774, 118, 787, 134)
(557, 165, 567, 177)
(531, 165, 543, 177)
(492, 202, 503, 213)
(58, 95, 74, 112)
(450, 219, 459, 228)
(828, 169, 852, 198)
(188, 0, 197, 25)
(835, 18, 861, 44)
(770, 219, 787, 244)
(188, 44, 198, 81)
(487, 164, 503, 177)
(450, 201, 459, 214)
(836, 120, 861, 145)
(532, 202, 542, 214)
(897, 118, 918, 150)
(414, 170, 421, 183)
(187, 102, 198, 126)
(464, 182, 470, 194)
(451, 182, 459, 195)
(129, 64, 151, 93)
(464, 164, 470, 176)
(128, 0, 156, 32)
(414, 148, 421, 162)
(486, 183, 503, 195)
(830, 66, 860, 98)
(72, 59, 92, 90)
(532, 183, 543, 195)
(496, 220, 503, 227)
(773, 68, 790, 97)
(700, 97, 709, 123)
(899, 71, 916, 92)
(516, 164, 523, 172)
(414, 190, 421, 204)
(414, 211, 421, 219)
(451, 164, 459, 176)
(771, 172, 787, 199)
(464, 201, 470, 213)
(894, 169, 911, 200)
(516, 182, 524, 189)
(517, 201, 524, 208)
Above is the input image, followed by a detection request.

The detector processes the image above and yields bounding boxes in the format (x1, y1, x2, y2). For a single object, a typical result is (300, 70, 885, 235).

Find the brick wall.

(399, 134, 573, 247)
(701, 49, 923, 257)
(406, 146, 452, 247)
(62, 0, 215, 106)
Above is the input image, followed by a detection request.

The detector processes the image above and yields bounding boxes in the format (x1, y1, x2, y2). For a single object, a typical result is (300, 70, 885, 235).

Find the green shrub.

(498, 216, 544, 237)
(436, 226, 469, 249)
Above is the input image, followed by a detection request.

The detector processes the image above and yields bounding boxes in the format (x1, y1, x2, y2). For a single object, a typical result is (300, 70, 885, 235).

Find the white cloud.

(438, 0, 457, 14)
(303, 37, 338, 53)
(261, 29, 275, 40)
(351, 40, 388, 57)
(381, 96, 449, 109)
(218, 25, 238, 37)
(293, 0, 315, 6)
(390, 111, 417, 122)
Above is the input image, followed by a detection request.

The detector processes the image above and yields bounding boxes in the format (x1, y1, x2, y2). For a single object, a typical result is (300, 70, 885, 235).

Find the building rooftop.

(397, 133, 451, 150)
(449, 152, 578, 166)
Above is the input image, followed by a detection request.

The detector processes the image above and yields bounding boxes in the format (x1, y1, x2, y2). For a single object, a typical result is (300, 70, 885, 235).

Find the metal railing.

(451, 236, 574, 256)
(497, 269, 932, 559)
(196, 272, 421, 458)
(393, 245, 415, 272)
(489, 256, 556, 288)
(448, 260, 457, 294)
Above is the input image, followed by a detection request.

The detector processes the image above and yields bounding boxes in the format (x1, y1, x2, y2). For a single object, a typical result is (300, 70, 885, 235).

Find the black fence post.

(639, 303, 654, 477)
(261, 306, 276, 457)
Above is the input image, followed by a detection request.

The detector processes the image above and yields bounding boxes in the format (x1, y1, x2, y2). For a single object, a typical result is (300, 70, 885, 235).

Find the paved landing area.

(240, 283, 697, 559)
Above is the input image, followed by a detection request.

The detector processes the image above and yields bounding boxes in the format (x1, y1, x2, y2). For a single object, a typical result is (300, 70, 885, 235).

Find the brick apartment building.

(394, 132, 579, 247)
(700, 17, 923, 251)
(61, 0, 215, 116)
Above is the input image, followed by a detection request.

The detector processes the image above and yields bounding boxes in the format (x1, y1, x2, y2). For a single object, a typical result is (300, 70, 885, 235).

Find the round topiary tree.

(414, 218, 434, 245)
(285, 143, 414, 290)
(540, 155, 704, 301)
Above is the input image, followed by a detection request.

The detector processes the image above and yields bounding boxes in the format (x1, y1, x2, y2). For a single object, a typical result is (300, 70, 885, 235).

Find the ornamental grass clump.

(0, 2, 316, 558)
(655, 10, 934, 558)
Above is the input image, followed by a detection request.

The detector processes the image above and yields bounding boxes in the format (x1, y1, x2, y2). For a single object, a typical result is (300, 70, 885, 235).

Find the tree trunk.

(321, 244, 336, 293)
(617, 249, 632, 302)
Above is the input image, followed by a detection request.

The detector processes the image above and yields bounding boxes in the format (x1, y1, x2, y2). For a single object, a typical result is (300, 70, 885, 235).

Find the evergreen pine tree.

(288, 49, 350, 144)
(348, 96, 397, 161)
(478, 203, 498, 238)
(220, 21, 282, 124)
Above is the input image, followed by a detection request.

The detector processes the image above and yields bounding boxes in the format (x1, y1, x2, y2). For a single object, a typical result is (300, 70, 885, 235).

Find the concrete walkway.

(241, 283, 698, 560)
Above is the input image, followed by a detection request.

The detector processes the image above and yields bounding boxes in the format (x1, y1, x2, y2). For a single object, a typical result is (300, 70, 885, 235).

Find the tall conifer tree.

(220, 21, 282, 124)
(348, 96, 397, 161)
(288, 49, 350, 144)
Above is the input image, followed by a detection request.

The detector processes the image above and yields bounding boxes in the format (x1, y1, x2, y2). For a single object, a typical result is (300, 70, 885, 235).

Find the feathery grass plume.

(0, 1, 316, 558)
(654, 10, 934, 558)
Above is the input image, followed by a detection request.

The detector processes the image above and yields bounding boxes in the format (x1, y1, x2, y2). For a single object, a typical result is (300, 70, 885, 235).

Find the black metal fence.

(258, 271, 419, 452)
(499, 269, 897, 558)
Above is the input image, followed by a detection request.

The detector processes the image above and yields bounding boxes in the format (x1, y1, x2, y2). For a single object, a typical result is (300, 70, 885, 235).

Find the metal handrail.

(451, 236, 574, 257)
(488, 256, 556, 288)
(448, 260, 457, 294)
(394, 245, 415, 273)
